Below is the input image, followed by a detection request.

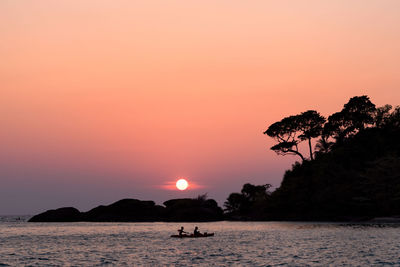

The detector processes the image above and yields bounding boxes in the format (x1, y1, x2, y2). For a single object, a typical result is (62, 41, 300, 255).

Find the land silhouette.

(29, 195, 223, 222)
(225, 95, 400, 221)
(29, 95, 400, 222)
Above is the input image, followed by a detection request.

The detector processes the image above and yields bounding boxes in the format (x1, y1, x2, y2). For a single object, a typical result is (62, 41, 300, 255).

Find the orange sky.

(1, 1, 400, 214)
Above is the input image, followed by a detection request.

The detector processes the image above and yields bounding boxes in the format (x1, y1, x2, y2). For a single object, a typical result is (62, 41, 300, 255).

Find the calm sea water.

(1, 216, 400, 266)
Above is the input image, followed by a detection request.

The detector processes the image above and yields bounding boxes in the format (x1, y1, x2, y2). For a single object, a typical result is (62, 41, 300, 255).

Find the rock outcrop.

(29, 207, 82, 222)
(163, 198, 224, 222)
(28, 197, 223, 222)
(82, 199, 165, 222)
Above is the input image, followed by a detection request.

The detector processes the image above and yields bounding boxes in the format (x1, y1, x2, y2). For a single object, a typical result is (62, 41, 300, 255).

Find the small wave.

(1, 221, 400, 265)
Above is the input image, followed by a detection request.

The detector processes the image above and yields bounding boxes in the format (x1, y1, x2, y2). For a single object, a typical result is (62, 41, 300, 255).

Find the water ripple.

(1, 221, 400, 265)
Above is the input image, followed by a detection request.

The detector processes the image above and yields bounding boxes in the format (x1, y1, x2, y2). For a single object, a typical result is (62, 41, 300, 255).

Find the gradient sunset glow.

(1, 1, 400, 214)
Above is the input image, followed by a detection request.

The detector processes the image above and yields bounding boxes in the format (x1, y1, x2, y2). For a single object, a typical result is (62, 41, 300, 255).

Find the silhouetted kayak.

(170, 233, 214, 238)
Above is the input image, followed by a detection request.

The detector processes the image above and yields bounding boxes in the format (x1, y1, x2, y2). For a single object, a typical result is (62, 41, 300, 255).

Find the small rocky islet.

(28, 197, 224, 222)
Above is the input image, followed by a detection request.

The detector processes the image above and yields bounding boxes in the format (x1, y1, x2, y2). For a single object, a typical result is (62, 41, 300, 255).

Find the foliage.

(265, 96, 378, 161)
(342, 95, 376, 130)
(264, 115, 305, 161)
(374, 104, 392, 128)
(314, 135, 334, 155)
(231, 95, 400, 221)
(264, 110, 325, 161)
(224, 183, 271, 219)
(297, 110, 326, 160)
(324, 95, 376, 143)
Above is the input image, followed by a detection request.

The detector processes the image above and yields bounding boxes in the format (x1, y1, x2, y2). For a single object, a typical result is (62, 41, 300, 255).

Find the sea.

(1, 216, 400, 266)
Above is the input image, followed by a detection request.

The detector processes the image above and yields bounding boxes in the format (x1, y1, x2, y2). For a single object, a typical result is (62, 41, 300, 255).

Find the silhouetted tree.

(297, 110, 326, 160)
(342, 95, 376, 131)
(375, 104, 392, 128)
(324, 111, 349, 144)
(264, 115, 305, 161)
(325, 96, 376, 143)
(196, 193, 208, 202)
(384, 105, 400, 128)
(314, 134, 334, 155)
(264, 110, 325, 161)
(241, 183, 272, 202)
(224, 193, 245, 214)
(224, 183, 271, 217)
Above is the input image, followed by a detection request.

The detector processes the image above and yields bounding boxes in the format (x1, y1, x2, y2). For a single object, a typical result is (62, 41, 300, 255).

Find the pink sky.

(1, 1, 400, 214)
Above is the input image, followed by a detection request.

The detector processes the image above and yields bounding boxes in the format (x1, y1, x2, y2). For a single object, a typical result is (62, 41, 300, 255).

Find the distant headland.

(30, 95, 400, 222)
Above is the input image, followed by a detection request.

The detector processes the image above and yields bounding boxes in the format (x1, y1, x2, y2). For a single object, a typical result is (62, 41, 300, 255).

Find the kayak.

(170, 233, 214, 238)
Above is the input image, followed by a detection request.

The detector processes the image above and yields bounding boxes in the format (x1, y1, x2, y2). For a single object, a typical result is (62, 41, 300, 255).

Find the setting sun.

(176, 179, 189, 191)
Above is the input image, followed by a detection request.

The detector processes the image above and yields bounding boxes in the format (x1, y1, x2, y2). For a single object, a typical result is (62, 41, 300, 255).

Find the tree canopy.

(324, 95, 376, 143)
(264, 96, 379, 161)
(264, 110, 325, 161)
(224, 183, 271, 218)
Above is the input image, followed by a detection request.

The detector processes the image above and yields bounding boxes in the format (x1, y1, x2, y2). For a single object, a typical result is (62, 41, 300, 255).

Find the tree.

(241, 183, 272, 202)
(324, 111, 350, 144)
(325, 96, 376, 143)
(264, 115, 304, 161)
(224, 183, 272, 215)
(224, 193, 245, 214)
(375, 104, 392, 128)
(314, 134, 334, 154)
(264, 110, 325, 161)
(297, 110, 326, 160)
(384, 105, 400, 128)
(342, 95, 376, 131)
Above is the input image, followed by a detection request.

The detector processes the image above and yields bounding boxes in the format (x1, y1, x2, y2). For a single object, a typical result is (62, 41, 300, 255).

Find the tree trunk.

(308, 138, 314, 160)
(289, 149, 305, 162)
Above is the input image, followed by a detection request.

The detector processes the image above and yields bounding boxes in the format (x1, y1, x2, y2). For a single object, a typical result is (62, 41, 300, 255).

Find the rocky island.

(29, 195, 224, 222)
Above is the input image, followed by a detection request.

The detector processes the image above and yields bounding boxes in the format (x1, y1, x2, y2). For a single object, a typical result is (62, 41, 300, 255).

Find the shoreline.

(3, 216, 400, 224)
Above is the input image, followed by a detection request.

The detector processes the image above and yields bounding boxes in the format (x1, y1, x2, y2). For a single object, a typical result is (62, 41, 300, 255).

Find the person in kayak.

(193, 226, 201, 236)
(178, 226, 187, 237)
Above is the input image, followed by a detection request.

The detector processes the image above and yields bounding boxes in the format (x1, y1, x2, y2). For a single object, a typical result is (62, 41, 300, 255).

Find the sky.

(1, 1, 400, 215)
